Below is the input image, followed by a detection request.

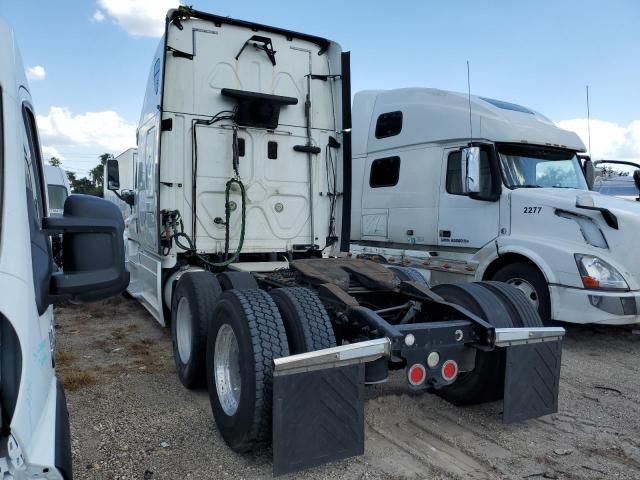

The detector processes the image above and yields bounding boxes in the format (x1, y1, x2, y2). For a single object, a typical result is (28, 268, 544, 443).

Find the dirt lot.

(54, 296, 640, 480)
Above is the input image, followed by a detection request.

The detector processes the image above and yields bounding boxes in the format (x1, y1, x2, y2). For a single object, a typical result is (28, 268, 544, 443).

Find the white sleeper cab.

(106, 8, 567, 475)
(351, 88, 640, 325)
(0, 19, 128, 479)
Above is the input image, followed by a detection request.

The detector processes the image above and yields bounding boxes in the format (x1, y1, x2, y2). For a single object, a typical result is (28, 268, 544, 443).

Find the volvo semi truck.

(351, 88, 640, 326)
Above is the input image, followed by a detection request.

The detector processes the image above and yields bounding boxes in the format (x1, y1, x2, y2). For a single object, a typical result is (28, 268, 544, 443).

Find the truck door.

(437, 146, 500, 249)
(136, 125, 159, 253)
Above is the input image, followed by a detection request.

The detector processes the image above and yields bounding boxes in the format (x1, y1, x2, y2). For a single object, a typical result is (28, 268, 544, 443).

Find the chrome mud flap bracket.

(496, 327, 564, 423)
(271, 339, 389, 476)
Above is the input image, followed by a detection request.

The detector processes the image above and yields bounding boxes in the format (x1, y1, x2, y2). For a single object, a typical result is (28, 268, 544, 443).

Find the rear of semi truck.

(106, 7, 566, 475)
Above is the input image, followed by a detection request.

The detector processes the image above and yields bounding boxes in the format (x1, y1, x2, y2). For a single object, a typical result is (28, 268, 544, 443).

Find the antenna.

(586, 85, 592, 156)
(467, 60, 473, 143)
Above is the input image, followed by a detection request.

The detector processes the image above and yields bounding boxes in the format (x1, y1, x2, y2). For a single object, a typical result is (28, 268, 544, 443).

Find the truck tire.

(476, 281, 544, 328)
(431, 283, 514, 405)
(206, 289, 289, 452)
(270, 287, 336, 354)
(491, 262, 552, 325)
(171, 271, 222, 389)
(217, 271, 258, 291)
(388, 266, 430, 287)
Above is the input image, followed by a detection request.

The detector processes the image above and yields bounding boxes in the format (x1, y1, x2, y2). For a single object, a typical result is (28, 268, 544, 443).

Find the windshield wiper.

(512, 184, 542, 188)
(550, 186, 576, 189)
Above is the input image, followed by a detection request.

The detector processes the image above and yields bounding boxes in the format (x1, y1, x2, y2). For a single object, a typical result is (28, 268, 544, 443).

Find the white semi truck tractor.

(106, 7, 566, 475)
(351, 88, 640, 326)
(0, 19, 129, 479)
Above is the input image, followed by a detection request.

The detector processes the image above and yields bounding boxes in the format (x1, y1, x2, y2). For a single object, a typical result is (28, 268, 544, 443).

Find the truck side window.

(375, 111, 403, 139)
(23, 107, 46, 217)
(23, 104, 52, 314)
(446, 150, 494, 196)
(370, 156, 400, 188)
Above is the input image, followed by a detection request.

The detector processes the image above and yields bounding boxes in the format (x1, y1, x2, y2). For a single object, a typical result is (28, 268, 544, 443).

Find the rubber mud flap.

(272, 364, 365, 476)
(503, 340, 562, 423)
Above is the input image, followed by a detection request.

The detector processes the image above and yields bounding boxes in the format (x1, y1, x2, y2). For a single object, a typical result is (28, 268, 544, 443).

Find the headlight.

(575, 254, 629, 291)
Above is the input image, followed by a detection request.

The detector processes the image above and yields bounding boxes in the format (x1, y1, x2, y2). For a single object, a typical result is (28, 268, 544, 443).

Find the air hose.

(171, 125, 246, 269)
(172, 177, 246, 268)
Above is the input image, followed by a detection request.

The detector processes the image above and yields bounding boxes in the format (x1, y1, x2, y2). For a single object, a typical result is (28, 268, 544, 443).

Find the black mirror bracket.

(42, 194, 130, 304)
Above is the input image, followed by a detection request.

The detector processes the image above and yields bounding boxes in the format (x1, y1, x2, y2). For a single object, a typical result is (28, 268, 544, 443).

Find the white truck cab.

(43, 165, 71, 217)
(0, 19, 128, 479)
(351, 88, 640, 325)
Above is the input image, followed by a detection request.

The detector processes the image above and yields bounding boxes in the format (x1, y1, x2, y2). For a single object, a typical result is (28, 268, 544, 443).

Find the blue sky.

(2, 0, 639, 175)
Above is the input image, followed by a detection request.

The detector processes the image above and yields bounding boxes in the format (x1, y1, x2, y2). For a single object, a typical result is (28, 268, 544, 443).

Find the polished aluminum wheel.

(214, 324, 242, 416)
(506, 277, 539, 309)
(176, 297, 193, 364)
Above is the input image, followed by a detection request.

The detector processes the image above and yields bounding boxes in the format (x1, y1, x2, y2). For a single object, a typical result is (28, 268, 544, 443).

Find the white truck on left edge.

(0, 19, 128, 479)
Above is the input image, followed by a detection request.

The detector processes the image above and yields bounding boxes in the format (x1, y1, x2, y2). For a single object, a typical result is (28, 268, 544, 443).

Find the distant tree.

(49, 157, 62, 167)
(601, 166, 630, 177)
(65, 153, 114, 196)
(90, 164, 104, 191)
(99, 153, 113, 165)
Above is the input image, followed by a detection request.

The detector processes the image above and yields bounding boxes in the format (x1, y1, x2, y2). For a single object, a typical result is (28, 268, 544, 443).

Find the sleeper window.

(369, 156, 400, 188)
(446, 150, 494, 196)
(375, 111, 403, 139)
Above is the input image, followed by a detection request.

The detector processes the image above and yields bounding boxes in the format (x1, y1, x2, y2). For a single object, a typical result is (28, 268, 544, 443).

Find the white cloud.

(42, 146, 65, 161)
(92, 10, 105, 22)
(557, 118, 640, 161)
(97, 0, 180, 37)
(36, 106, 136, 153)
(26, 65, 46, 81)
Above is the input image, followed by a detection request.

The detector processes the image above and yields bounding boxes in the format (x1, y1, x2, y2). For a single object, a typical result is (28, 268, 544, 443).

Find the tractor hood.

(509, 188, 640, 288)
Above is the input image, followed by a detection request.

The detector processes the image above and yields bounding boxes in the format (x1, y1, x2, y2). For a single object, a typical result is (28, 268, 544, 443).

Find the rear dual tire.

(207, 289, 289, 452)
(432, 281, 543, 405)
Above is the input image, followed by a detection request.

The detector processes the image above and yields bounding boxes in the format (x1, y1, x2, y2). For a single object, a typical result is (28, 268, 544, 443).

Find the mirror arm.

(43, 216, 119, 234)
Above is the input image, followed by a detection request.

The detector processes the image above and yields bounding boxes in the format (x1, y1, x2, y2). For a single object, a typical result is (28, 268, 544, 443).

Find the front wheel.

(206, 289, 289, 452)
(492, 262, 552, 325)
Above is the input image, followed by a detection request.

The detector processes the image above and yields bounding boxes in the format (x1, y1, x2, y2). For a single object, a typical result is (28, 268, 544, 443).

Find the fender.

(480, 235, 582, 288)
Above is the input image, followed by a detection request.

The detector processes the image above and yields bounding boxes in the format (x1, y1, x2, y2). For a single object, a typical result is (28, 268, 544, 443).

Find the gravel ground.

(55, 296, 640, 480)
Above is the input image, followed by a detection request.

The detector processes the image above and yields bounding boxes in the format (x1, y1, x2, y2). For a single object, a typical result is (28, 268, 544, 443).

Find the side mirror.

(584, 159, 595, 190)
(460, 146, 481, 194)
(44, 194, 129, 303)
(106, 159, 120, 190)
(634, 170, 640, 192)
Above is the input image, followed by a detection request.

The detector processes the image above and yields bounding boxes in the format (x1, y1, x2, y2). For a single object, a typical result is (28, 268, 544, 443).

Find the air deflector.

(221, 88, 298, 130)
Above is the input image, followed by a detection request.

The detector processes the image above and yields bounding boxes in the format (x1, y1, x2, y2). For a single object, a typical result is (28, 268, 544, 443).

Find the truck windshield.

(47, 184, 68, 211)
(498, 144, 588, 190)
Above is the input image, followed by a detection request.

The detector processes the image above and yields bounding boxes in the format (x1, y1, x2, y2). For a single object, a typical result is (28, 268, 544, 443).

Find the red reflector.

(408, 364, 426, 386)
(441, 360, 458, 381)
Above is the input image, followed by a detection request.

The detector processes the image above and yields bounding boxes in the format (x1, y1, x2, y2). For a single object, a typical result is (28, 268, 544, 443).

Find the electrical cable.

(166, 109, 247, 269)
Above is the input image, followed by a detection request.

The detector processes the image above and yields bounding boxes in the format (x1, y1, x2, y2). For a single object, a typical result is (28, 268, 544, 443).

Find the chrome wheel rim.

(214, 324, 241, 416)
(176, 297, 193, 364)
(506, 278, 540, 309)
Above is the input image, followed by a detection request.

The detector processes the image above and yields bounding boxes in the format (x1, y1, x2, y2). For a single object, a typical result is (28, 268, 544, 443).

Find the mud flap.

(272, 364, 365, 476)
(503, 340, 562, 423)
